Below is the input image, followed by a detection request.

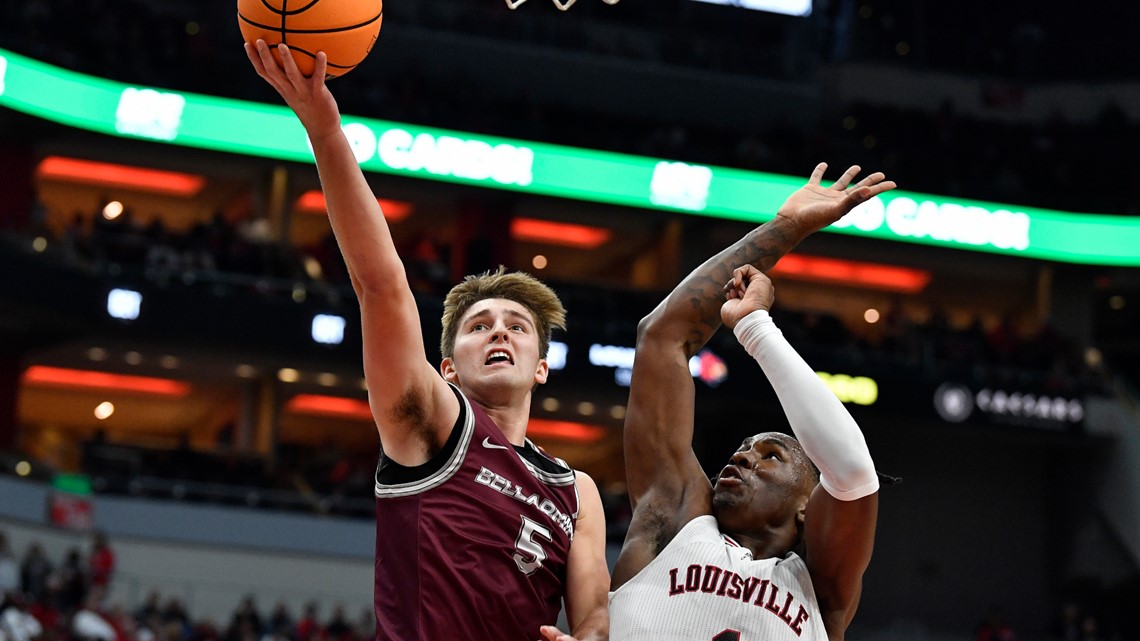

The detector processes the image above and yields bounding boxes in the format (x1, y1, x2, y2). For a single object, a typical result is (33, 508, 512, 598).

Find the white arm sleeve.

(734, 309, 879, 501)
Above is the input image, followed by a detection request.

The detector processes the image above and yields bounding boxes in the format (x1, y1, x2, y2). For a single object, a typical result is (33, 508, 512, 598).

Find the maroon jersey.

(373, 384, 580, 641)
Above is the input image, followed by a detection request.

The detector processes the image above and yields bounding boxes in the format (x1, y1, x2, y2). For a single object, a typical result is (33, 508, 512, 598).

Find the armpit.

(387, 385, 440, 456)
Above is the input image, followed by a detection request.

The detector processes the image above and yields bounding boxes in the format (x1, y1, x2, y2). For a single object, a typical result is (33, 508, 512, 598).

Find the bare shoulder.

(572, 471, 605, 528)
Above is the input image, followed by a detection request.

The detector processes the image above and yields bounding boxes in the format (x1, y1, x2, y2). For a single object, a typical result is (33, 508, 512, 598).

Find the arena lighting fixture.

(36, 156, 206, 197)
(284, 395, 602, 441)
(526, 419, 605, 442)
(689, 0, 812, 16)
(770, 254, 931, 293)
(311, 314, 346, 345)
(22, 365, 192, 396)
(510, 218, 612, 249)
(107, 288, 142, 320)
(285, 394, 372, 420)
(294, 190, 413, 222)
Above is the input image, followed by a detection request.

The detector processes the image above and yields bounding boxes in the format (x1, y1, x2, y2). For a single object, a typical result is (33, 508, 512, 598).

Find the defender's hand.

(721, 265, 774, 330)
(775, 162, 897, 237)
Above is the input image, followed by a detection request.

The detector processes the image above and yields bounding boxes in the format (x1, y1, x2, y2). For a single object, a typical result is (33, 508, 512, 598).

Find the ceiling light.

(37, 156, 205, 196)
(22, 366, 191, 396)
(511, 218, 612, 249)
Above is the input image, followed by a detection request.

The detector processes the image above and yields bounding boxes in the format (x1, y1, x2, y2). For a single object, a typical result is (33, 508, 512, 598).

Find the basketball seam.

(274, 45, 358, 69)
(257, 0, 324, 16)
(236, 10, 382, 35)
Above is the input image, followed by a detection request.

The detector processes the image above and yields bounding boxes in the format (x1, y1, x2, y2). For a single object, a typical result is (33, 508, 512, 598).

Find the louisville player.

(609, 164, 895, 640)
(245, 43, 608, 641)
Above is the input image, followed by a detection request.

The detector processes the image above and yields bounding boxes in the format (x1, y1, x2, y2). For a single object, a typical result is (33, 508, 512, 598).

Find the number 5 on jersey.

(514, 516, 552, 575)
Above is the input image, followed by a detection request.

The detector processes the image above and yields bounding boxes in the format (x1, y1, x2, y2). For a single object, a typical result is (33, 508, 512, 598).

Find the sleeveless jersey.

(609, 515, 828, 641)
(373, 384, 579, 641)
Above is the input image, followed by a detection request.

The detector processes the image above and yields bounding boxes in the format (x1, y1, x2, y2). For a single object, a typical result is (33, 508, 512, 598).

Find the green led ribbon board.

(1, 47, 1138, 265)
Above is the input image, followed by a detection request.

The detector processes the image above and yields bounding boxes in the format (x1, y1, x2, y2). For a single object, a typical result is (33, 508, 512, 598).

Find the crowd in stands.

(34, 201, 1104, 417)
(1, 0, 1139, 216)
(0, 530, 374, 641)
(79, 433, 376, 519)
(3, 527, 1138, 640)
(772, 304, 1101, 399)
(32, 191, 1105, 399)
(55, 208, 310, 295)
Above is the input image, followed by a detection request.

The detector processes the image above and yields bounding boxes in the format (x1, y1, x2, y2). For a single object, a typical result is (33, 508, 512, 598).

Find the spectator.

(55, 549, 87, 613)
(0, 593, 44, 641)
(293, 603, 320, 641)
(18, 543, 52, 602)
(265, 602, 293, 639)
(25, 591, 59, 641)
(160, 597, 191, 640)
(226, 596, 263, 641)
(0, 534, 18, 597)
(72, 592, 118, 641)
(88, 532, 115, 591)
(133, 590, 162, 625)
(322, 606, 351, 641)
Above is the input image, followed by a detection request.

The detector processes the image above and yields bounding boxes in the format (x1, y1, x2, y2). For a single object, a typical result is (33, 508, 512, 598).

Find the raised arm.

(246, 43, 457, 465)
(612, 164, 894, 587)
(723, 266, 878, 638)
(622, 164, 893, 509)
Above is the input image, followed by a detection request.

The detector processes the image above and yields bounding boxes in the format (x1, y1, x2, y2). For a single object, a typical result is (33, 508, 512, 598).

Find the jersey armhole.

(375, 384, 470, 493)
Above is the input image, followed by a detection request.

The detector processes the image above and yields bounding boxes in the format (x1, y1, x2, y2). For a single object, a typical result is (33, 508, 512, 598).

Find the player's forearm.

(570, 607, 609, 641)
(309, 130, 405, 294)
(735, 310, 878, 500)
(641, 216, 804, 357)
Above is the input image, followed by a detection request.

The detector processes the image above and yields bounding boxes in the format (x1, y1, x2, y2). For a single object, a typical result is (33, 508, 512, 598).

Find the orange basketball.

(238, 0, 383, 78)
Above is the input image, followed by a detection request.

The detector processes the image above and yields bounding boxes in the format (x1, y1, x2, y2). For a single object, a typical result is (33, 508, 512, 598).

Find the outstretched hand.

(721, 265, 774, 330)
(538, 625, 579, 641)
(244, 40, 343, 141)
(776, 162, 897, 237)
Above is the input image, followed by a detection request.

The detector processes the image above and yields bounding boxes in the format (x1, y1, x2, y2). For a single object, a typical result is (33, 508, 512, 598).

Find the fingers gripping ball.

(238, 0, 383, 78)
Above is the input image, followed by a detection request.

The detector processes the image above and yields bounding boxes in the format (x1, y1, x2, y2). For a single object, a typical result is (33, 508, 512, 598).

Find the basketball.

(237, 0, 383, 79)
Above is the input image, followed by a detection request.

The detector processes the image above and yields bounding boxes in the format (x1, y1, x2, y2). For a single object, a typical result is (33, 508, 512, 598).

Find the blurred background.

(0, 0, 1138, 640)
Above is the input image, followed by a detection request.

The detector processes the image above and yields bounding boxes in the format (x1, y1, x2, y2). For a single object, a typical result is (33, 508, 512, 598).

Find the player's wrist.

(771, 209, 816, 241)
(305, 121, 344, 145)
(733, 308, 772, 338)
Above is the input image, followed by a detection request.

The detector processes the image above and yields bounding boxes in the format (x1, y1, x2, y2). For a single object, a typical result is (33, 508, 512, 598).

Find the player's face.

(442, 298, 548, 397)
(712, 433, 813, 533)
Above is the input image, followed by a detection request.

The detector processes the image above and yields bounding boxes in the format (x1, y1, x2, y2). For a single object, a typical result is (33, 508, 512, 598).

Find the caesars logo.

(934, 383, 1084, 427)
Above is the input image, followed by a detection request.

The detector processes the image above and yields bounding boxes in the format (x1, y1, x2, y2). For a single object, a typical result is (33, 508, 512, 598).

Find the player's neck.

(475, 396, 533, 446)
(725, 526, 797, 560)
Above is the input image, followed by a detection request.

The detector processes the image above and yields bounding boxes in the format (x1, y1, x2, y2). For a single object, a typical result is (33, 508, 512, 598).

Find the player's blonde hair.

(440, 266, 566, 360)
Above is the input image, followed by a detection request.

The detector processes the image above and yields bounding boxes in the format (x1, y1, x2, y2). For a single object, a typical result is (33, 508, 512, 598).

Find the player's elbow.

(352, 256, 411, 297)
(635, 305, 676, 345)
(821, 461, 880, 502)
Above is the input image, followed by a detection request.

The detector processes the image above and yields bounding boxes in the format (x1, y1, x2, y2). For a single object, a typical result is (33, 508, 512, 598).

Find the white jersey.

(610, 515, 828, 641)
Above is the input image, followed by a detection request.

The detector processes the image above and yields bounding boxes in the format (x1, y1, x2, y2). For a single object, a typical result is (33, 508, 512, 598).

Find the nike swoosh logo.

(482, 437, 509, 450)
